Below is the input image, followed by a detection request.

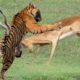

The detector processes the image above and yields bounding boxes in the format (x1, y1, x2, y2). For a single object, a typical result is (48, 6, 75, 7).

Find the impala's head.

(15, 46, 22, 58)
(24, 3, 42, 22)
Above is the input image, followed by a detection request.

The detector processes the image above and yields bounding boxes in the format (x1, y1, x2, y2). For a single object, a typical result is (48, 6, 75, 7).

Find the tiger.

(0, 3, 61, 79)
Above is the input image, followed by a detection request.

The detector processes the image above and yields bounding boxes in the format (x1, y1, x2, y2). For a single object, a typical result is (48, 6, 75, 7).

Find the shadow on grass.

(5, 73, 80, 80)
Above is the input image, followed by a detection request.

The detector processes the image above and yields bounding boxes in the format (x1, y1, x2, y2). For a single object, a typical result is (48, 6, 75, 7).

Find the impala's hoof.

(46, 61, 50, 64)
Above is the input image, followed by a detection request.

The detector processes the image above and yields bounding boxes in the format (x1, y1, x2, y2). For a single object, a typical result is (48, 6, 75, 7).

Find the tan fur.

(21, 21, 80, 64)
(0, 21, 79, 64)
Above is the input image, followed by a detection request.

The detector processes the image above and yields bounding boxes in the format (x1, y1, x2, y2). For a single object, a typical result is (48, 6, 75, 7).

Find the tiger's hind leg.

(0, 53, 15, 79)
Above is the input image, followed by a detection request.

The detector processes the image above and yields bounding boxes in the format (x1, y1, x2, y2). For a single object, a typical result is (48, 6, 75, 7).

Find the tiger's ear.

(29, 3, 35, 8)
(29, 3, 32, 6)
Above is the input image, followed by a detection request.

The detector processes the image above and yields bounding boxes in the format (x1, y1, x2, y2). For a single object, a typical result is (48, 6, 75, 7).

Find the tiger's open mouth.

(34, 10, 42, 22)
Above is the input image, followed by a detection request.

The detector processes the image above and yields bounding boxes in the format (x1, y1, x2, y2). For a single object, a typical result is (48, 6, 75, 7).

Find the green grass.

(0, 0, 80, 80)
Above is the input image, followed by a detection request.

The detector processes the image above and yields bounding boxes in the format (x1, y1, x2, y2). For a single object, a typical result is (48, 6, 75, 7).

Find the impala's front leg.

(47, 33, 60, 64)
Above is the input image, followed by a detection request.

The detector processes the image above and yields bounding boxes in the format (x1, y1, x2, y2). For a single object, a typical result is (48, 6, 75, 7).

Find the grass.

(0, 0, 80, 80)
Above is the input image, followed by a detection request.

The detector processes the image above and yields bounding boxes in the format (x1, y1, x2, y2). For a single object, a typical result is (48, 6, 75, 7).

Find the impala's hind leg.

(47, 36, 60, 64)
(0, 53, 14, 79)
(34, 45, 41, 57)
(31, 45, 41, 63)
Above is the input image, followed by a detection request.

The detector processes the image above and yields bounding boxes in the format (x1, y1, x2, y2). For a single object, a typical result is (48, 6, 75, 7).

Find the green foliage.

(0, 0, 80, 80)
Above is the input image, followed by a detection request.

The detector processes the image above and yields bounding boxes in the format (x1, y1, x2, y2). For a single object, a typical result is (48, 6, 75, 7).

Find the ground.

(0, 0, 80, 80)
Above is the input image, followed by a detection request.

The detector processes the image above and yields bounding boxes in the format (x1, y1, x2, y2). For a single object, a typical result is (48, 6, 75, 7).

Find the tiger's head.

(24, 3, 42, 22)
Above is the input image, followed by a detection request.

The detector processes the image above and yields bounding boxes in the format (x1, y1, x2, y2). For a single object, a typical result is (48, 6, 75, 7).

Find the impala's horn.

(0, 10, 10, 35)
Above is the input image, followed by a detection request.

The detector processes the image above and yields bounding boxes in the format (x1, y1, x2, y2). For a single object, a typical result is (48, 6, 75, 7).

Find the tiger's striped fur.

(0, 3, 61, 79)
